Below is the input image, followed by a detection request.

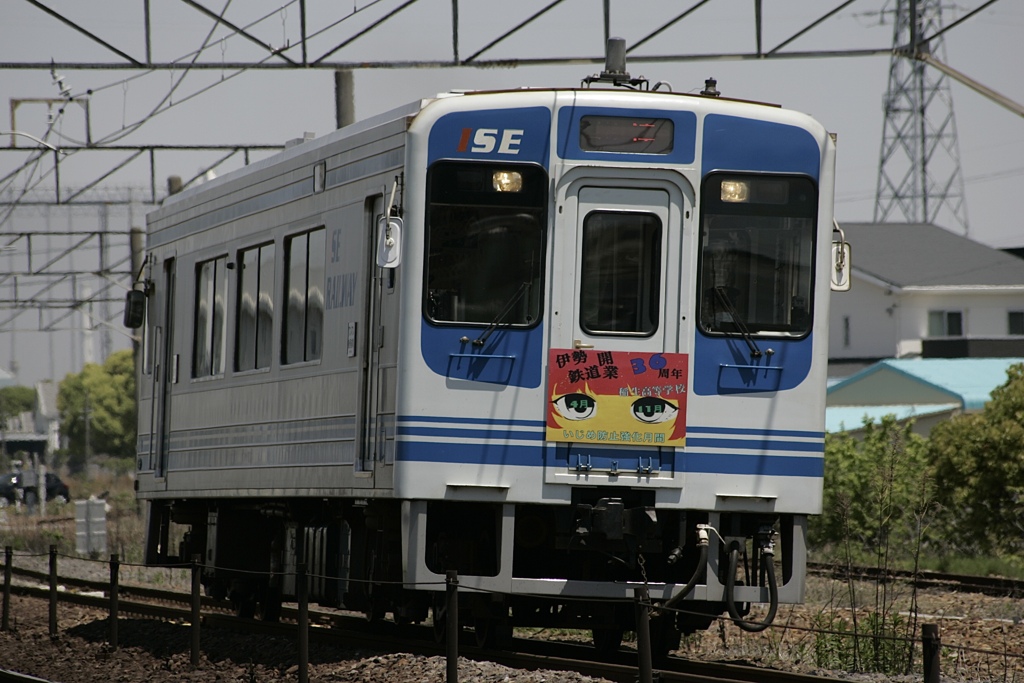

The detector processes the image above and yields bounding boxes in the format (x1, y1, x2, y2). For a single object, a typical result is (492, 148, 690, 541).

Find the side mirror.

(830, 241, 852, 292)
(376, 215, 402, 268)
(831, 221, 851, 292)
(123, 289, 147, 328)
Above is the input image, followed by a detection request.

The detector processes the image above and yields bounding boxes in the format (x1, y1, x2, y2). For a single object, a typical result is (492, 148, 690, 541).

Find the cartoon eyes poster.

(546, 348, 688, 446)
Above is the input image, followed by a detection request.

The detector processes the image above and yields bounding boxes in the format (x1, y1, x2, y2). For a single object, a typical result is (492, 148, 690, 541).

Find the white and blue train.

(128, 51, 847, 651)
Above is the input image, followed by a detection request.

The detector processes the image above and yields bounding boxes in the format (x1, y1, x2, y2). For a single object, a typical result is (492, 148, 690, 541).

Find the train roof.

(154, 84, 813, 220)
(436, 85, 783, 109)
(159, 97, 430, 210)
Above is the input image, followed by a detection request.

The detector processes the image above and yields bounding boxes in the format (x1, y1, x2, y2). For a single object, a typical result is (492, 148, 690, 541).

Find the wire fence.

(3, 545, 1023, 683)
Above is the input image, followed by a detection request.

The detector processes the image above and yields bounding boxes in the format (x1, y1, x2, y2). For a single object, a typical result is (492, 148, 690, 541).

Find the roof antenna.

(583, 38, 649, 90)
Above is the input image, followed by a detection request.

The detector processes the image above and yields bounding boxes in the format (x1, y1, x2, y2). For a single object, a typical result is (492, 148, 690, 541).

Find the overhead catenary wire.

(2, 0, 257, 230)
(58, 0, 388, 144)
(1, 0, 394, 224)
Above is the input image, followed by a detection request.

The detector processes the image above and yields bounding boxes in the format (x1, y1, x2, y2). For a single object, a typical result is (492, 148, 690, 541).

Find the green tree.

(58, 350, 137, 470)
(0, 385, 36, 424)
(0, 384, 37, 466)
(812, 415, 932, 564)
(927, 363, 1024, 560)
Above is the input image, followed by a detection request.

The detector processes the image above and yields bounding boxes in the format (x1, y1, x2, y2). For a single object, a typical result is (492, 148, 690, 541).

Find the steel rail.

(2, 566, 850, 683)
(808, 561, 1024, 597)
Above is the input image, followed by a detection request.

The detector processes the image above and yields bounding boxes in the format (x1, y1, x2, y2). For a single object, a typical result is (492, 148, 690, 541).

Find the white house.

(829, 223, 1024, 363)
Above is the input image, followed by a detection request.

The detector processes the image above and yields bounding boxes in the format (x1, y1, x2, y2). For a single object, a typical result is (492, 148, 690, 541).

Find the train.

(126, 44, 849, 654)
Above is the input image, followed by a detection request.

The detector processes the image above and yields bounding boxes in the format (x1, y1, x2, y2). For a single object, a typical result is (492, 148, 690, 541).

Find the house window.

(193, 256, 228, 377)
(1009, 311, 1024, 336)
(236, 243, 275, 371)
(283, 228, 325, 364)
(927, 310, 963, 337)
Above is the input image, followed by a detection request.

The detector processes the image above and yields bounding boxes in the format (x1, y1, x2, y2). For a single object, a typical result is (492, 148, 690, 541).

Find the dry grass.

(0, 472, 143, 558)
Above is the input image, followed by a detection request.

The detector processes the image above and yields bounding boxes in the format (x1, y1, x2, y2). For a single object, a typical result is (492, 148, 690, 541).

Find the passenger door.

(547, 177, 690, 475)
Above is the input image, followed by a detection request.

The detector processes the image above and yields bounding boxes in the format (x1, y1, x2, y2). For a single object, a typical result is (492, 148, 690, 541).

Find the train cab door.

(357, 194, 397, 488)
(151, 257, 176, 484)
(548, 178, 690, 475)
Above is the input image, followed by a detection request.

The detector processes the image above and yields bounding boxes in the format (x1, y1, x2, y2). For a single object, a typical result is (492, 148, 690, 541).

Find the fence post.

(634, 586, 653, 683)
(191, 554, 202, 668)
(446, 570, 459, 683)
(109, 554, 120, 649)
(922, 623, 940, 683)
(2, 546, 11, 632)
(297, 562, 309, 683)
(48, 545, 57, 638)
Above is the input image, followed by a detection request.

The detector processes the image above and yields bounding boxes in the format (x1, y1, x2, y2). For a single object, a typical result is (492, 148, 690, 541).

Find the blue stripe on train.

(684, 438, 823, 453)
(394, 440, 823, 477)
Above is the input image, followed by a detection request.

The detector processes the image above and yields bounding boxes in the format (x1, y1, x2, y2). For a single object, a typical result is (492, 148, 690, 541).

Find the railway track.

(8, 560, 1019, 682)
(10, 560, 1023, 611)
(807, 561, 1024, 597)
(1, 564, 850, 683)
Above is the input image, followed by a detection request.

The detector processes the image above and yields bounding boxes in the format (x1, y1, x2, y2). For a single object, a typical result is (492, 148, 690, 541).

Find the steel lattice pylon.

(874, 0, 969, 233)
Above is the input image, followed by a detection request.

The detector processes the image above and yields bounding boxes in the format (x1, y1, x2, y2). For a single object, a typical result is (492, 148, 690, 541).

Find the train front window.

(698, 175, 816, 337)
(425, 162, 547, 326)
(580, 211, 662, 335)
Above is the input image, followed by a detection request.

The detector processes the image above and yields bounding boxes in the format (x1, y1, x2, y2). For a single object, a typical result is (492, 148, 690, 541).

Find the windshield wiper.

(472, 281, 532, 346)
(713, 286, 762, 359)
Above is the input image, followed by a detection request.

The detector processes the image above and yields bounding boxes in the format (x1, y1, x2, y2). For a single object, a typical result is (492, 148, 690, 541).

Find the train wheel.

(257, 585, 283, 622)
(235, 596, 256, 619)
(432, 594, 447, 643)
(365, 602, 386, 623)
(592, 627, 624, 652)
(650, 618, 680, 662)
(473, 617, 511, 649)
(230, 583, 258, 619)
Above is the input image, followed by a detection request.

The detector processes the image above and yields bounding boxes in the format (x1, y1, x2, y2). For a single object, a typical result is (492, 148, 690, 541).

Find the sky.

(0, 0, 1022, 387)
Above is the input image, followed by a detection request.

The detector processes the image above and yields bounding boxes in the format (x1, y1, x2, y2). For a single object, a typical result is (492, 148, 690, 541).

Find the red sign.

(546, 349, 688, 446)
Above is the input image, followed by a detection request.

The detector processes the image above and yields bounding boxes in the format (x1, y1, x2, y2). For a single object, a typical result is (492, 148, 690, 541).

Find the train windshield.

(425, 161, 547, 326)
(698, 174, 817, 338)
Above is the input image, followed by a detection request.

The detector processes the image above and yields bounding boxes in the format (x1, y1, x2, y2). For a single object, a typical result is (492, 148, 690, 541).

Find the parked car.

(0, 471, 70, 507)
(0, 472, 18, 507)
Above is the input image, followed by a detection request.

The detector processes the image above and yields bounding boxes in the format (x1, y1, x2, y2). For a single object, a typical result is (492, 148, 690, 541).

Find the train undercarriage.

(144, 491, 799, 653)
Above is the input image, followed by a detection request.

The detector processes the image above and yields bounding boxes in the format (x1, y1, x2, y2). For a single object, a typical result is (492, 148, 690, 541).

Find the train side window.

(424, 161, 547, 326)
(697, 174, 816, 338)
(236, 242, 275, 371)
(579, 211, 662, 335)
(283, 227, 325, 364)
(193, 255, 228, 378)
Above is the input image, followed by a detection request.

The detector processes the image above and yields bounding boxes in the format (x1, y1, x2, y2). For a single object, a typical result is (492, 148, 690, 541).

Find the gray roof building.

(829, 223, 1024, 364)
(840, 222, 1024, 288)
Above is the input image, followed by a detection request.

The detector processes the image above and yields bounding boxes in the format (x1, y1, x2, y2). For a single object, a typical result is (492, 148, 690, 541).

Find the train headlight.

(493, 170, 523, 192)
(721, 180, 749, 202)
